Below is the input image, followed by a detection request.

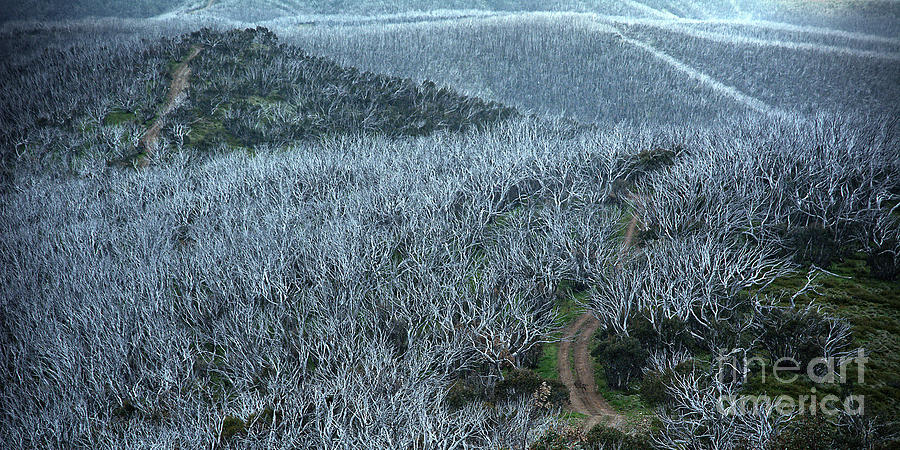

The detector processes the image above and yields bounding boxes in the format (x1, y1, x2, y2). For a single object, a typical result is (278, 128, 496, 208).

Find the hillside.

(1, 4, 899, 450)
(0, 27, 516, 177)
(174, 28, 515, 150)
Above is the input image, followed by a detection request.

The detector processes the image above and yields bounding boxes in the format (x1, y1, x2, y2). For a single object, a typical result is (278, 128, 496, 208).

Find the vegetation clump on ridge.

(176, 27, 517, 149)
(0, 26, 517, 180)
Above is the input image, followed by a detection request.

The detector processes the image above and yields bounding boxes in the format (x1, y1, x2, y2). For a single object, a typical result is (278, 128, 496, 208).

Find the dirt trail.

(620, 213, 639, 261)
(138, 46, 202, 158)
(188, 0, 216, 14)
(558, 313, 624, 430)
(557, 215, 639, 430)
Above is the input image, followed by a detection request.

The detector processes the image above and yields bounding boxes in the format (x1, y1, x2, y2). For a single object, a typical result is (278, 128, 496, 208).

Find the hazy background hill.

(2, 0, 897, 128)
(0, 0, 184, 23)
(3, 0, 900, 34)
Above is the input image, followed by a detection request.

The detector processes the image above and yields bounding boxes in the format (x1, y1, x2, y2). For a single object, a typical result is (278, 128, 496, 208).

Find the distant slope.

(0, 0, 185, 23)
(187, 0, 748, 19)
(4, 0, 896, 37)
(187, 0, 744, 22)
(285, 11, 899, 125)
(190, 0, 900, 35)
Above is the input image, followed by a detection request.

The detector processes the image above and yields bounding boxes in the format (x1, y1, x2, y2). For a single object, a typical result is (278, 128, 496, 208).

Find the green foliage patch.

(103, 110, 137, 126)
(759, 254, 900, 418)
(168, 27, 517, 151)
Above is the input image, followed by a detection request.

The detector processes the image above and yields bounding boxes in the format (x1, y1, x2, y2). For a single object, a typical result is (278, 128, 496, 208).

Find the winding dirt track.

(141, 7, 632, 429)
(558, 313, 624, 430)
(138, 46, 202, 156)
(557, 215, 639, 430)
(187, 0, 216, 14)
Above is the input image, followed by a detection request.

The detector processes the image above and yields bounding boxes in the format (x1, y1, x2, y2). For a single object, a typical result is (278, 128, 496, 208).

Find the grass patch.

(164, 57, 181, 77)
(556, 281, 588, 324)
(559, 411, 588, 422)
(592, 361, 654, 420)
(187, 115, 241, 150)
(534, 284, 586, 381)
(758, 253, 900, 417)
(104, 110, 137, 126)
(536, 341, 560, 381)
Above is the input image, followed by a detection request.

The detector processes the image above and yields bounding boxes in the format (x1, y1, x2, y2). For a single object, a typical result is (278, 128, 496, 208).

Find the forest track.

(557, 215, 639, 431)
(186, 0, 216, 15)
(612, 27, 784, 117)
(605, 16, 900, 61)
(558, 312, 625, 430)
(137, 45, 202, 161)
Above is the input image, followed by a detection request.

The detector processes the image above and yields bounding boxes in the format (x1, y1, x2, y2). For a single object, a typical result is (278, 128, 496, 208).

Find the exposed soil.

(558, 312, 625, 430)
(137, 46, 202, 159)
(557, 214, 639, 430)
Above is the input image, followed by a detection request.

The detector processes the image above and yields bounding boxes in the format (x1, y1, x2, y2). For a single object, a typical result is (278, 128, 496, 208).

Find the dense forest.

(1, 2, 899, 449)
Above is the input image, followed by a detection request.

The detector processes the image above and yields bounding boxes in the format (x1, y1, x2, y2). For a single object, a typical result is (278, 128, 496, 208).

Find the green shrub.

(592, 335, 647, 390)
(246, 407, 279, 429)
(639, 370, 669, 406)
(783, 225, 842, 267)
(626, 145, 683, 183)
(220, 415, 246, 441)
(757, 306, 844, 368)
(529, 425, 587, 450)
(585, 424, 650, 450)
(218, 407, 280, 442)
(766, 414, 888, 450)
(111, 400, 138, 419)
(495, 369, 568, 406)
(631, 314, 696, 354)
(867, 242, 899, 281)
(446, 380, 480, 410)
(520, 339, 547, 370)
